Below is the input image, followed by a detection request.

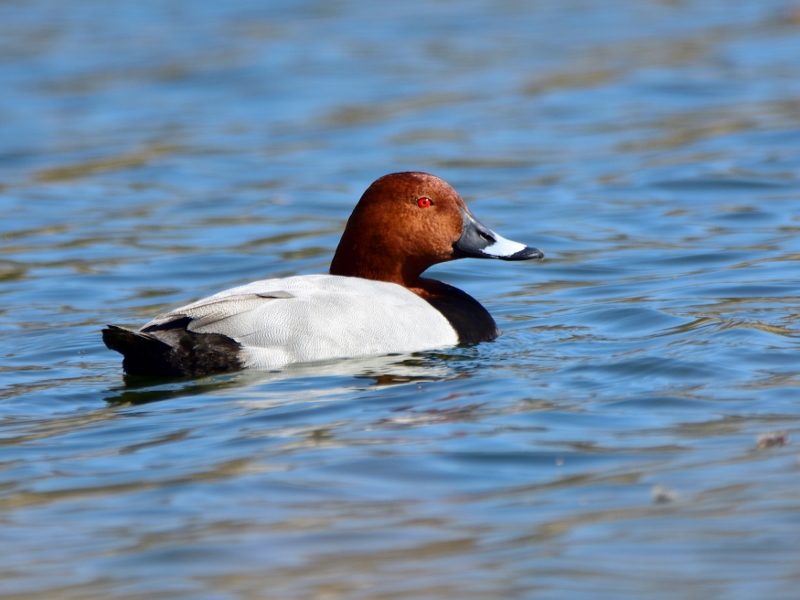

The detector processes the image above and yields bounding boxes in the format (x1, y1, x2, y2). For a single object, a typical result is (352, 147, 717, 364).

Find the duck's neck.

(330, 251, 426, 289)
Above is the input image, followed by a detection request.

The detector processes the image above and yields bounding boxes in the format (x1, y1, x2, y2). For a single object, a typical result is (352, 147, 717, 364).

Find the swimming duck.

(103, 172, 543, 376)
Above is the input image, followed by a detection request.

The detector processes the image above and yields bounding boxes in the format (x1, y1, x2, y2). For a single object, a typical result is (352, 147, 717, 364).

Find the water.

(2, 0, 800, 597)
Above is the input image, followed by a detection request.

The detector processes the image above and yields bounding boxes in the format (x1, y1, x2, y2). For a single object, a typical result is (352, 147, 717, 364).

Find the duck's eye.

(417, 197, 433, 208)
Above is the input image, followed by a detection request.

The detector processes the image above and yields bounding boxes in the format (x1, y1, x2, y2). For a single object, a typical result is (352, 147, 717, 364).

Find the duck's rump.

(102, 321, 243, 377)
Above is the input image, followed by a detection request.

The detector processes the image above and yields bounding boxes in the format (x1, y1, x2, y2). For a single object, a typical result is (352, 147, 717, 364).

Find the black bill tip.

(499, 246, 544, 261)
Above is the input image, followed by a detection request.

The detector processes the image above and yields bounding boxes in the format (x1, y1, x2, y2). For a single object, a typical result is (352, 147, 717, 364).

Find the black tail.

(102, 324, 244, 377)
(102, 325, 186, 377)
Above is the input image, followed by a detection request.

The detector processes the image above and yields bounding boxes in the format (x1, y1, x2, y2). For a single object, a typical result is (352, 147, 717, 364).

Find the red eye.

(417, 197, 432, 208)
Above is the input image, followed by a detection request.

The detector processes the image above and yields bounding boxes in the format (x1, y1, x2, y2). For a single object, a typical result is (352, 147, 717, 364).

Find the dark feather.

(102, 322, 243, 377)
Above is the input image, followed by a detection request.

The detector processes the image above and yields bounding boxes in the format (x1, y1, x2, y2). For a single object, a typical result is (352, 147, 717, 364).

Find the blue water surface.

(2, 1, 800, 598)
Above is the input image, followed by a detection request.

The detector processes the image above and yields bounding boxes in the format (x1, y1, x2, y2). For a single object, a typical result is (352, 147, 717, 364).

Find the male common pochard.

(103, 172, 544, 376)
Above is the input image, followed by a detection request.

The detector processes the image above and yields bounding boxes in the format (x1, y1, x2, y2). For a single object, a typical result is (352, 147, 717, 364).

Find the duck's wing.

(142, 291, 294, 333)
(103, 290, 295, 377)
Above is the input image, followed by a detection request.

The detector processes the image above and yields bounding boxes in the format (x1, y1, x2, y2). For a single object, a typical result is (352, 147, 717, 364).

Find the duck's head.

(330, 172, 543, 285)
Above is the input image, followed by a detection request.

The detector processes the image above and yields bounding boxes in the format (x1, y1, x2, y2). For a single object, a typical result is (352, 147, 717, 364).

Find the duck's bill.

(453, 206, 544, 261)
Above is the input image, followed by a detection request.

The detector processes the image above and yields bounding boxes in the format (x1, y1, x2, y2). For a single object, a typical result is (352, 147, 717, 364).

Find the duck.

(103, 172, 543, 377)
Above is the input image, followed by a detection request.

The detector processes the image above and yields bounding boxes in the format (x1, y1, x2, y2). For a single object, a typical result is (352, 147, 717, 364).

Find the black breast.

(423, 282, 499, 345)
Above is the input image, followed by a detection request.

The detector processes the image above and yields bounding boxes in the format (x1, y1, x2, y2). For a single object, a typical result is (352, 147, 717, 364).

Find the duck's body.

(105, 275, 461, 376)
(103, 172, 543, 377)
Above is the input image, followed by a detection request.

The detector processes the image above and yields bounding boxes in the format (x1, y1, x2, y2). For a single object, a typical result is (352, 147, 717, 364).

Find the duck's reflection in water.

(105, 351, 465, 406)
